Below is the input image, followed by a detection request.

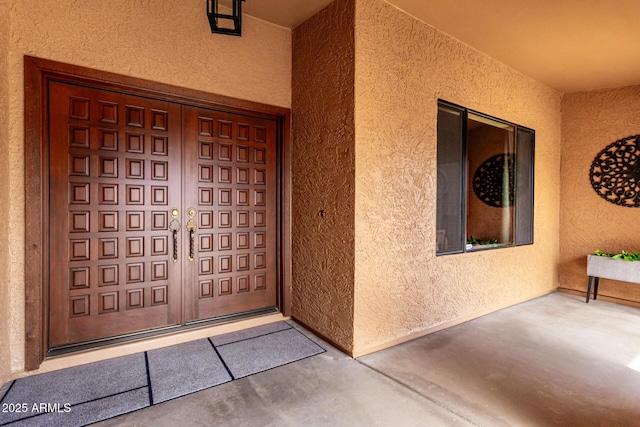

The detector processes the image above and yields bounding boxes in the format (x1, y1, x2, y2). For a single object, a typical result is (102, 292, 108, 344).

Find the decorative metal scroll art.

(590, 135, 640, 208)
(472, 154, 515, 207)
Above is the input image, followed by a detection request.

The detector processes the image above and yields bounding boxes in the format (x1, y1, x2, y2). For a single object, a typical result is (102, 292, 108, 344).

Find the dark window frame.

(436, 100, 535, 256)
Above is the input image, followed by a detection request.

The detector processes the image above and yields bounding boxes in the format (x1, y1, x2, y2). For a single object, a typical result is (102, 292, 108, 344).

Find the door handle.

(169, 219, 181, 263)
(186, 219, 197, 261)
(186, 208, 197, 262)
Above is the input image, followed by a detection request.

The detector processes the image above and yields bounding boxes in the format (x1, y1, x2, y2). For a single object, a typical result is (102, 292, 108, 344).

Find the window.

(436, 100, 534, 255)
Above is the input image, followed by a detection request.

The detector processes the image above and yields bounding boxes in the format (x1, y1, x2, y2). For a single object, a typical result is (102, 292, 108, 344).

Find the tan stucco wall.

(560, 87, 640, 303)
(6, 0, 291, 374)
(0, 0, 11, 386)
(352, 0, 562, 355)
(291, 0, 355, 352)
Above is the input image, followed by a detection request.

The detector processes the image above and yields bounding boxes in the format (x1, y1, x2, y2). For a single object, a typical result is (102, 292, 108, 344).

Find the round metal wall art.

(590, 135, 640, 208)
(472, 154, 515, 208)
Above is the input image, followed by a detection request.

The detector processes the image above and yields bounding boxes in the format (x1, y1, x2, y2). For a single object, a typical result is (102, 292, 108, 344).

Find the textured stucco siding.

(353, 0, 562, 354)
(0, 0, 11, 385)
(6, 0, 291, 374)
(291, 0, 355, 352)
(560, 87, 640, 303)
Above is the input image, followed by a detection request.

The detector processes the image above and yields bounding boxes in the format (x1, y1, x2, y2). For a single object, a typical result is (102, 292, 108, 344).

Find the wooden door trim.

(24, 56, 292, 370)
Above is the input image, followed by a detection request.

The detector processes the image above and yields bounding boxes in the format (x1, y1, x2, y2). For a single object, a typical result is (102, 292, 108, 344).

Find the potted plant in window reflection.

(466, 235, 500, 250)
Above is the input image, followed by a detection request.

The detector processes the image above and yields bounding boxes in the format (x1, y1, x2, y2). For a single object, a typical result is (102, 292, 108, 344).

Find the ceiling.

(233, 0, 640, 92)
(221, 0, 333, 28)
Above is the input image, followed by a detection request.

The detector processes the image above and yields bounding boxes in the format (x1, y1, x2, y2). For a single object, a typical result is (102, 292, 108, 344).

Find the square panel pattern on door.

(188, 108, 277, 320)
(47, 81, 278, 350)
(48, 82, 182, 347)
(66, 101, 171, 304)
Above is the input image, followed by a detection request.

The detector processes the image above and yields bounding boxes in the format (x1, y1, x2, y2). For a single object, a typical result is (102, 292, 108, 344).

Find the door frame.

(24, 56, 292, 370)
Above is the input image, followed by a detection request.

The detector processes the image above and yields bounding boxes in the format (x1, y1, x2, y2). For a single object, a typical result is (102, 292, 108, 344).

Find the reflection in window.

(467, 114, 514, 248)
(436, 101, 534, 255)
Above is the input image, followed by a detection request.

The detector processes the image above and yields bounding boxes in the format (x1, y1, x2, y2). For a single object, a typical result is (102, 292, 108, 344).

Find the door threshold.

(24, 312, 288, 378)
(48, 307, 279, 357)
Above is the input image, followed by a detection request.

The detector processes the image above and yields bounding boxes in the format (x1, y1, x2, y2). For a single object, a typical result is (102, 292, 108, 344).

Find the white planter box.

(585, 254, 640, 303)
(587, 254, 640, 284)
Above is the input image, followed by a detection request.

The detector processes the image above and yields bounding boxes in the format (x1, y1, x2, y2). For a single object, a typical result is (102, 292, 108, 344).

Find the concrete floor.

(96, 292, 640, 426)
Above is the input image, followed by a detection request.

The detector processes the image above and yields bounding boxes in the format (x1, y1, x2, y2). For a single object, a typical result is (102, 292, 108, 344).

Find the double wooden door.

(48, 81, 278, 349)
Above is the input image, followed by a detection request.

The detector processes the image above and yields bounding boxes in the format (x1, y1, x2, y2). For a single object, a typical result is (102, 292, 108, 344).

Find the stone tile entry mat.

(0, 322, 324, 427)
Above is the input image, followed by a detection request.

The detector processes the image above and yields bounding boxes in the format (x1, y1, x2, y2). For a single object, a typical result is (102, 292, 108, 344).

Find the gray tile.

(6, 387, 149, 427)
(209, 321, 292, 346)
(216, 328, 324, 379)
(0, 353, 147, 424)
(147, 339, 232, 404)
(0, 380, 13, 402)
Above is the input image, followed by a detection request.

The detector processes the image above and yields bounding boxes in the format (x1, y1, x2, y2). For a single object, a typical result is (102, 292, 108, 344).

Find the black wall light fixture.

(207, 0, 246, 36)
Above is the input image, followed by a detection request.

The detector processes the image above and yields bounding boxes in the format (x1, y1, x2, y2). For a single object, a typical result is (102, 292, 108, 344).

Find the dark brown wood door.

(182, 106, 278, 322)
(48, 82, 183, 347)
(48, 82, 278, 349)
